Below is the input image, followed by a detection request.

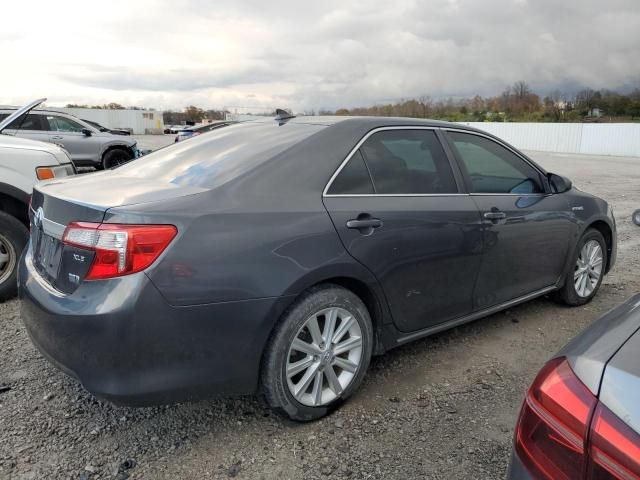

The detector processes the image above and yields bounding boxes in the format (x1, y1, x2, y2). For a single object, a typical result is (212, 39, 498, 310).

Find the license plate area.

(33, 230, 63, 283)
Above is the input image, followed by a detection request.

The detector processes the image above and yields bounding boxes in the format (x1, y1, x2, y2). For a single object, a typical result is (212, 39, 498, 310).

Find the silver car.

(0, 99, 138, 169)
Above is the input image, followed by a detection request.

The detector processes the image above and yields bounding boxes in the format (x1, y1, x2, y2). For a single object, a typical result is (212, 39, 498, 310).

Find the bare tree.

(511, 81, 531, 99)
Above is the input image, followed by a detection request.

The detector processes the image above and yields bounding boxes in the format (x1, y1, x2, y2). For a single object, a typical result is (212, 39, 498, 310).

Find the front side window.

(358, 129, 458, 194)
(48, 116, 84, 133)
(448, 132, 544, 194)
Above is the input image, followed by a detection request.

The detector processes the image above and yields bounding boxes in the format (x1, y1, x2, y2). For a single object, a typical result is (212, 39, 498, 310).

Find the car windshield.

(116, 121, 323, 189)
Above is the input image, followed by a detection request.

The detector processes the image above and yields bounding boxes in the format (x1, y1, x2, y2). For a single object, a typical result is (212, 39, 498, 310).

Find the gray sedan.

(509, 210, 640, 479)
(19, 114, 616, 421)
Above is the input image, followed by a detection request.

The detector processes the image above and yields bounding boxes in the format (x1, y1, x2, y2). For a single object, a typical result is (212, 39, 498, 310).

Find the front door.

(46, 115, 101, 164)
(323, 128, 483, 333)
(444, 130, 573, 309)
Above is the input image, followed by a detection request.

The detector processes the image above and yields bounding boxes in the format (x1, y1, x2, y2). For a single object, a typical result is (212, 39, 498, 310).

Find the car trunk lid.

(598, 306, 640, 435)
(30, 170, 206, 293)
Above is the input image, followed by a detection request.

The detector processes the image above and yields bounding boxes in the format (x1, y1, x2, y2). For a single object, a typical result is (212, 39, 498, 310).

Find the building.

(49, 107, 165, 135)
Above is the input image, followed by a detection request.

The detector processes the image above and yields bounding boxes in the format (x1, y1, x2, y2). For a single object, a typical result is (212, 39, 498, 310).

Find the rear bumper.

(18, 248, 294, 405)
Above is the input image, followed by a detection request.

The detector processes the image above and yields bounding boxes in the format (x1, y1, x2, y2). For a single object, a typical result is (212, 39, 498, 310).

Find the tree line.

(322, 82, 640, 122)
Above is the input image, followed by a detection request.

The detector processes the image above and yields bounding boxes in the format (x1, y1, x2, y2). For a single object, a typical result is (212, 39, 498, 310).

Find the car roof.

(240, 114, 490, 133)
(0, 107, 82, 118)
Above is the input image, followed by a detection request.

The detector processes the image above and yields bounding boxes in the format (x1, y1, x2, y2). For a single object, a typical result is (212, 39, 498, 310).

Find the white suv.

(0, 99, 75, 300)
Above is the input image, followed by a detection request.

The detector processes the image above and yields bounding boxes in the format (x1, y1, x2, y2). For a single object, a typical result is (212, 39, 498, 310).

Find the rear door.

(443, 129, 573, 309)
(323, 127, 483, 333)
(46, 114, 101, 163)
(3, 114, 51, 144)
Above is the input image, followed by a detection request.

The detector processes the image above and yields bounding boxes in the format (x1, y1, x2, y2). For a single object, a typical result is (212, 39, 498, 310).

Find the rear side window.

(327, 150, 374, 194)
(359, 130, 458, 194)
(448, 132, 543, 194)
(116, 121, 322, 189)
(6, 114, 48, 131)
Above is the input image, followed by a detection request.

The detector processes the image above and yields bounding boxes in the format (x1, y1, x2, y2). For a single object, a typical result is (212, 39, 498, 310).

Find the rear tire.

(0, 211, 28, 302)
(261, 284, 373, 421)
(553, 228, 607, 306)
(102, 148, 133, 169)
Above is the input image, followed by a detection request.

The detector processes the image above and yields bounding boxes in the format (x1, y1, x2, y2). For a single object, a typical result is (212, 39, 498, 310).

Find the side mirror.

(548, 173, 572, 193)
(81, 128, 92, 136)
(633, 209, 640, 226)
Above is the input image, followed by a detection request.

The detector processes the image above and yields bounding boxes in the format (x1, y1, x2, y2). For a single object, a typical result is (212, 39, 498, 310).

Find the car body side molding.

(394, 285, 557, 345)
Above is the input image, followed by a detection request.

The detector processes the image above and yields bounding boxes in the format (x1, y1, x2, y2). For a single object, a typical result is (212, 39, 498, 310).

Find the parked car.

(0, 99, 75, 301)
(164, 125, 189, 134)
(509, 211, 638, 479)
(508, 293, 640, 479)
(174, 121, 234, 142)
(0, 99, 138, 169)
(81, 119, 131, 136)
(19, 115, 616, 421)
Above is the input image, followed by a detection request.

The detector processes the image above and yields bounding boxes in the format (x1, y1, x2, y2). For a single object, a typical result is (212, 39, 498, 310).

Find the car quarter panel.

(599, 318, 640, 435)
(557, 293, 640, 395)
(19, 246, 296, 401)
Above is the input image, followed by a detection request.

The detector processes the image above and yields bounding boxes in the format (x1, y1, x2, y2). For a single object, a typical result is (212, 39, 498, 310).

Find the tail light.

(62, 222, 177, 280)
(514, 357, 640, 480)
(588, 404, 640, 479)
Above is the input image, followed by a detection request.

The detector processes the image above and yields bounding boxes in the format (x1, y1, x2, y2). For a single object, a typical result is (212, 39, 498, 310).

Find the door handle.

(483, 211, 507, 221)
(51, 135, 63, 140)
(346, 214, 383, 235)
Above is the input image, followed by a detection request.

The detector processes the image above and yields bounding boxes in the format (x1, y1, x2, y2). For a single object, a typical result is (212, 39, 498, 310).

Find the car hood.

(557, 294, 640, 395)
(91, 131, 137, 145)
(0, 97, 45, 132)
(0, 133, 66, 155)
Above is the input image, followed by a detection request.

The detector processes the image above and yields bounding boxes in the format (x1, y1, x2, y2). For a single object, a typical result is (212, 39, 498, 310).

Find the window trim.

(442, 128, 550, 196)
(323, 126, 466, 198)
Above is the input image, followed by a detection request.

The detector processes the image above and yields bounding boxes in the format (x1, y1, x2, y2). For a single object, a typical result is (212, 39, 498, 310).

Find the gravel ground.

(0, 148, 638, 480)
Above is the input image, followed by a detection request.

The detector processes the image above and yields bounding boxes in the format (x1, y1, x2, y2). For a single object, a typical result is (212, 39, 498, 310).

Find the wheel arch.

(586, 219, 613, 274)
(272, 270, 391, 358)
(0, 183, 30, 227)
(100, 143, 135, 167)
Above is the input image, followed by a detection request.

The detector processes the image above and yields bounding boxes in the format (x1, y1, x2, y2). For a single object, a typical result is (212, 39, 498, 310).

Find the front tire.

(261, 284, 373, 421)
(0, 212, 29, 302)
(554, 228, 607, 306)
(102, 148, 133, 169)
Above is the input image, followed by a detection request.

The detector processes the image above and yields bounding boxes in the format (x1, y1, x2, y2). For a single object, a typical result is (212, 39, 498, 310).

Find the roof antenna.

(274, 108, 295, 124)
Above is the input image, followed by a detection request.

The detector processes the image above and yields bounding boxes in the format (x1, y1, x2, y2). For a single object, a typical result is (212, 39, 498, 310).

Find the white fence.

(459, 122, 640, 157)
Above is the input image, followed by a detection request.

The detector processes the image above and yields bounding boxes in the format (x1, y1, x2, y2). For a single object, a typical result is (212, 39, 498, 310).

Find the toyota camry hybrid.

(19, 114, 616, 421)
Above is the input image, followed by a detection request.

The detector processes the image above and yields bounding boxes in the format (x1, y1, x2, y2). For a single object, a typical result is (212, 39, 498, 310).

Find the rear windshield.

(117, 121, 323, 189)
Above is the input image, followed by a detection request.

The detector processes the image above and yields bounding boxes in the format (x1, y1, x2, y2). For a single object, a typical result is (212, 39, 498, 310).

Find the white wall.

(459, 122, 640, 157)
(51, 108, 164, 135)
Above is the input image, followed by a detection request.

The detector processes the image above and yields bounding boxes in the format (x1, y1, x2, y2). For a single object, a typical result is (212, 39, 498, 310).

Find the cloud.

(0, 0, 638, 111)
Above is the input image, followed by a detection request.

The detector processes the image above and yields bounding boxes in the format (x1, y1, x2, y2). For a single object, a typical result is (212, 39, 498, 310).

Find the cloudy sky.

(1, 0, 639, 112)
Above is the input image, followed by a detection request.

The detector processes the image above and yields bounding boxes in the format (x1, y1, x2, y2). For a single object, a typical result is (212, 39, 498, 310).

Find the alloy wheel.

(574, 240, 603, 298)
(0, 233, 16, 286)
(286, 307, 363, 407)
